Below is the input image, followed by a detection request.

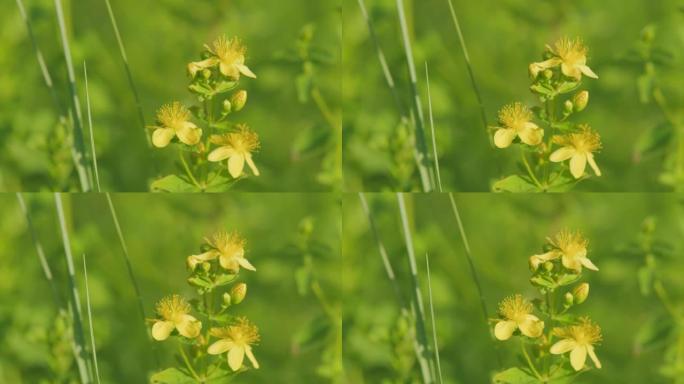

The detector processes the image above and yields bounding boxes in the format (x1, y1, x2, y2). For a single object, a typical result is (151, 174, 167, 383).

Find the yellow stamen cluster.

(553, 37, 588, 64)
(212, 36, 247, 64)
(157, 102, 191, 128)
(553, 229, 589, 255)
(499, 294, 533, 321)
(210, 231, 246, 253)
(553, 125, 602, 153)
(156, 294, 191, 321)
(553, 317, 602, 346)
(210, 125, 261, 153)
(498, 103, 533, 130)
(211, 317, 260, 346)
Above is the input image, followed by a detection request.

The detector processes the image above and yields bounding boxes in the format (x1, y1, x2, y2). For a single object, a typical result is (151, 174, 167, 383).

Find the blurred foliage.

(344, 0, 684, 191)
(343, 193, 684, 383)
(0, 0, 340, 191)
(0, 193, 341, 383)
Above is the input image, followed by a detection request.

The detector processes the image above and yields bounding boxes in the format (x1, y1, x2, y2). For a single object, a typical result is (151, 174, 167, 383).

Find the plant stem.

(83, 255, 101, 384)
(521, 150, 544, 190)
(425, 63, 443, 192)
(179, 150, 202, 189)
(84, 61, 102, 192)
(425, 254, 443, 384)
(177, 343, 201, 382)
(520, 340, 544, 381)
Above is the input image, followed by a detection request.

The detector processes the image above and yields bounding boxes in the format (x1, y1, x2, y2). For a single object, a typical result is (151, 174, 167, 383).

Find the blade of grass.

(424, 62, 443, 192)
(105, 193, 159, 367)
(54, 193, 92, 383)
(446, 0, 491, 146)
(103, 0, 151, 148)
(84, 61, 101, 192)
(425, 253, 443, 384)
(396, 193, 434, 384)
(83, 255, 101, 384)
(16, 193, 62, 308)
(54, 0, 92, 191)
(447, 192, 502, 367)
(358, 193, 407, 307)
(395, 0, 434, 192)
(357, 0, 406, 116)
(15, 0, 65, 117)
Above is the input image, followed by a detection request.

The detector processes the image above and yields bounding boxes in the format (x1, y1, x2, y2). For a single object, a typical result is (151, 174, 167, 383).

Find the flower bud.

(564, 100, 574, 113)
(543, 69, 553, 79)
(222, 292, 232, 307)
(573, 91, 589, 112)
(573, 283, 590, 304)
(222, 100, 232, 114)
(564, 292, 574, 307)
(543, 261, 554, 272)
(231, 90, 248, 112)
(230, 283, 247, 305)
(202, 69, 212, 79)
(201, 262, 211, 272)
(187, 255, 200, 271)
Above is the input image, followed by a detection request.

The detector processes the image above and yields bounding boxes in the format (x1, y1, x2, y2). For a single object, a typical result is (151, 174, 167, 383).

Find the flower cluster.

(492, 37, 602, 192)
(148, 35, 261, 192)
(149, 230, 260, 381)
(493, 229, 603, 381)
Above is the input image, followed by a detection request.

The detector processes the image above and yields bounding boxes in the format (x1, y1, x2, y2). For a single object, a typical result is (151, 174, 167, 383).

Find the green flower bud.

(543, 261, 554, 272)
(201, 262, 211, 272)
(222, 292, 232, 307)
(564, 100, 574, 113)
(202, 69, 212, 79)
(222, 99, 232, 114)
(573, 283, 590, 304)
(231, 90, 248, 112)
(564, 292, 574, 307)
(543, 69, 553, 79)
(231, 283, 247, 305)
(573, 91, 589, 112)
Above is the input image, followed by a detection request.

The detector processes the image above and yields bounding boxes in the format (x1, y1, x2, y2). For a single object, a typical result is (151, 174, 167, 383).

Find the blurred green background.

(0, 193, 341, 383)
(344, 193, 684, 382)
(343, 0, 684, 191)
(0, 0, 341, 191)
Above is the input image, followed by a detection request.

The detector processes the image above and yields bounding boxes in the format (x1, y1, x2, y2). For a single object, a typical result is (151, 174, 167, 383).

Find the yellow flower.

(149, 102, 202, 148)
(550, 317, 602, 371)
(207, 317, 260, 371)
(208, 125, 260, 178)
(494, 294, 544, 340)
(188, 35, 257, 80)
(493, 103, 544, 148)
(549, 125, 602, 179)
(187, 231, 256, 272)
(530, 37, 598, 81)
(151, 295, 202, 341)
(530, 230, 598, 273)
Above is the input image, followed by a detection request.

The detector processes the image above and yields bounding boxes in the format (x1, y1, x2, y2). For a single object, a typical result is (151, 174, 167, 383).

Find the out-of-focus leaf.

(493, 367, 540, 383)
(492, 175, 539, 193)
(637, 73, 654, 103)
(151, 175, 201, 192)
(637, 266, 654, 295)
(633, 122, 673, 161)
(634, 314, 674, 353)
(150, 368, 195, 384)
(292, 314, 330, 353)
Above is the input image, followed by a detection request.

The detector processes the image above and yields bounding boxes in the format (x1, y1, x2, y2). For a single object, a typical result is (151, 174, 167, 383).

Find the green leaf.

(492, 367, 540, 384)
(530, 83, 554, 96)
(546, 173, 577, 192)
(213, 273, 237, 287)
(292, 314, 331, 352)
(204, 175, 237, 192)
(187, 276, 212, 289)
(493, 175, 539, 193)
(213, 81, 238, 95)
(151, 175, 201, 193)
(634, 122, 673, 160)
(637, 73, 654, 103)
(634, 314, 674, 352)
(556, 274, 580, 286)
(150, 368, 195, 384)
(296, 73, 312, 103)
(637, 266, 654, 295)
(556, 81, 580, 94)
(205, 367, 233, 383)
(530, 275, 556, 289)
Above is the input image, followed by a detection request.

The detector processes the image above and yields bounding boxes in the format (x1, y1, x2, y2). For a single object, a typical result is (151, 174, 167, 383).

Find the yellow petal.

(176, 314, 202, 338)
(176, 122, 202, 146)
(245, 346, 260, 369)
(227, 345, 246, 371)
(494, 320, 517, 341)
(245, 154, 260, 176)
(220, 62, 240, 79)
(569, 153, 587, 179)
(494, 128, 517, 148)
(188, 58, 219, 77)
(562, 254, 582, 272)
(237, 257, 256, 271)
(587, 153, 601, 176)
(570, 345, 587, 371)
(518, 123, 543, 146)
(579, 65, 599, 79)
(228, 153, 246, 178)
(219, 255, 240, 271)
(550, 339, 577, 354)
(549, 147, 575, 162)
(237, 64, 257, 79)
(561, 62, 582, 80)
(518, 316, 544, 338)
(152, 128, 176, 148)
(587, 345, 602, 369)
(208, 147, 236, 162)
(152, 321, 175, 341)
(208, 339, 235, 355)
(580, 256, 599, 271)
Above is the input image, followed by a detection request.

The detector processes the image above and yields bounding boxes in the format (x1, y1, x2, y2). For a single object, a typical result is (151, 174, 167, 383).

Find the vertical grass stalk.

(357, 0, 406, 116)
(54, 0, 92, 191)
(396, 193, 434, 383)
(425, 253, 443, 384)
(83, 255, 101, 384)
(446, 0, 491, 145)
(54, 193, 92, 383)
(84, 62, 102, 192)
(425, 63, 443, 192)
(396, 0, 434, 191)
(358, 193, 407, 307)
(16, 193, 62, 307)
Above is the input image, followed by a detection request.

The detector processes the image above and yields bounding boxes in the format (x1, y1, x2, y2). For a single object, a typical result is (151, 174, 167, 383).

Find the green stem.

(521, 150, 544, 190)
(179, 150, 202, 189)
(520, 340, 544, 381)
(177, 343, 201, 382)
